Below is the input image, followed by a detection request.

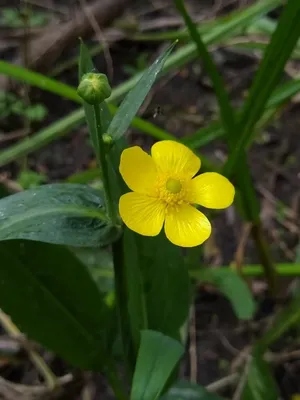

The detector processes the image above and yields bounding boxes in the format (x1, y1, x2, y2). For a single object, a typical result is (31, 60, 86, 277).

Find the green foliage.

(0, 184, 120, 247)
(0, 240, 112, 369)
(130, 330, 184, 400)
(162, 381, 223, 400)
(0, 91, 48, 122)
(1, 1, 300, 398)
(123, 52, 150, 77)
(241, 347, 279, 400)
(258, 292, 300, 349)
(190, 268, 255, 320)
(17, 169, 47, 189)
(106, 42, 176, 141)
(1, 7, 48, 28)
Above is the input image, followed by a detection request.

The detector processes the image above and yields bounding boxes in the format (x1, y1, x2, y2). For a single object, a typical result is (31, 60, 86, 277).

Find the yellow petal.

(119, 146, 157, 194)
(119, 192, 165, 236)
(164, 204, 211, 247)
(151, 140, 200, 179)
(187, 172, 235, 209)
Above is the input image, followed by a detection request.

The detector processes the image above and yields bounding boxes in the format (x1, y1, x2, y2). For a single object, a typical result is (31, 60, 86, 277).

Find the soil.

(0, 0, 300, 399)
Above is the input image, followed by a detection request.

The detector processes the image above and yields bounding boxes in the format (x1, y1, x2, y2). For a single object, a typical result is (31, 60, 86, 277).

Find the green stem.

(93, 105, 116, 224)
(251, 222, 277, 295)
(112, 235, 135, 378)
(105, 359, 129, 400)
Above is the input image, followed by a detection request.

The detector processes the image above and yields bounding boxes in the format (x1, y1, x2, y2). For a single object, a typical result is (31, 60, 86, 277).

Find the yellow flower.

(119, 140, 235, 247)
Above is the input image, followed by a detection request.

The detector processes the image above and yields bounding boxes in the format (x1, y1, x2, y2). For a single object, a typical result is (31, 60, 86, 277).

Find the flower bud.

(77, 73, 111, 105)
(103, 133, 113, 145)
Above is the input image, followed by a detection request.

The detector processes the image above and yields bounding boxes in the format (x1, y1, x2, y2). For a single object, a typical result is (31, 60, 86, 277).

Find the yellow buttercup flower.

(119, 140, 235, 247)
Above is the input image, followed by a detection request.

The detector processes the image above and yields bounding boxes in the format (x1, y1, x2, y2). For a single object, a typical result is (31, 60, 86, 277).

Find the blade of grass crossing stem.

(224, 1, 300, 177)
(107, 42, 176, 141)
(0, 0, 282, 166)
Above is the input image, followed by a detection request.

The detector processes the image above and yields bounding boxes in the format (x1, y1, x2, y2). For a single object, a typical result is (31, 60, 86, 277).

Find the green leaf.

(258, 293, 300, 349)
(107, 42, 176, 140)
(161, 381, 223, 400)
(0, 183, 120, 247)
(123, 230, 190, 351)
(130, 330, 184, 400)
(0, 240, 111, 369)
(241, 347, 279, 400)
(73, 247, 114, 293)
(25, 103, 48, 121)
(17, 169, 47, 189)
(189, 268, 255, 320)
(140, 233, 190, 337)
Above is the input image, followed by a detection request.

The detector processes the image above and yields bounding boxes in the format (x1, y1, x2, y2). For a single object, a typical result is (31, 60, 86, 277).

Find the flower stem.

(251, 222, 277, 295)
(105, 359, 129, 400)
(93, 104, 116, 225)
(112, 235, 135, 378)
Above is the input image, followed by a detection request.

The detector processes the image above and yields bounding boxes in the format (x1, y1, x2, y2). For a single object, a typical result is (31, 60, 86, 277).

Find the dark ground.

(0, 0, 300, 399)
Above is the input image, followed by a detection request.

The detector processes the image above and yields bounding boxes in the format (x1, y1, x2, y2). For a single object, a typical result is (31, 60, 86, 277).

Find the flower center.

(154, 175, 186, 208)
(166, 178, 182, 194)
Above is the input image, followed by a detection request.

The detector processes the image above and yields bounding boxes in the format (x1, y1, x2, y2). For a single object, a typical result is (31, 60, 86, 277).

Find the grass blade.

(0, 0, 280, 165)
(224, 0, 300, 176)
(174, 0, 235, 135)
(107, 42, 176, 140)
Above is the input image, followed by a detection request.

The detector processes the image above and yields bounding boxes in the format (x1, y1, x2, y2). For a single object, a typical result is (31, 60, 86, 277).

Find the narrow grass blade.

(258, 293, 300, 349)
(107, 42, 176, 140)
(0, 0, 280, 165)
(224, 1, 300, 177)
(175, 0, 235, 136)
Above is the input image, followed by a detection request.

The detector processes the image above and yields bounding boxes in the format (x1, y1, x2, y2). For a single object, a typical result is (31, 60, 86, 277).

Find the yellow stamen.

(166, 178, 182, 194)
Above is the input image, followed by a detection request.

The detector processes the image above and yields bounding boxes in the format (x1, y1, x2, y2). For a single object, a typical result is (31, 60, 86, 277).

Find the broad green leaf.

(0, 183, 119, 247)
(161, 381, 223, 400)
(0, 240, 111, 369)
(241, 347, 279, 400)
(258, 293, 300, 349)
(106, 42, 176, 140)
(189, 268, 255, 320)
(131, 330, 184, 400)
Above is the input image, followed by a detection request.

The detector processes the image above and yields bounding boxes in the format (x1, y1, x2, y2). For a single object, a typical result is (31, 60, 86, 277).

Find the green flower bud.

(103, 133, 113, 145)
(77, 73, 111, 105)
